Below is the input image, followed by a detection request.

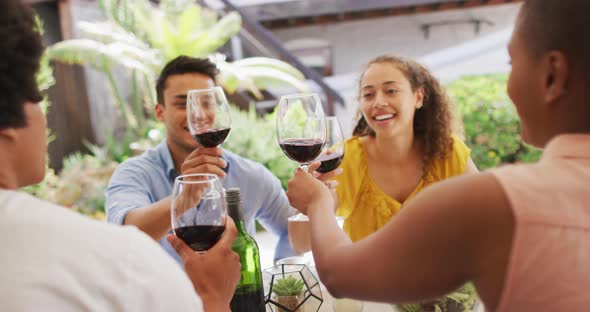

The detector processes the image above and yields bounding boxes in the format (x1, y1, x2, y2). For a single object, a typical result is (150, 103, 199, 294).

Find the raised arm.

(287, 166, 513, 309)
(105, 161, 174, 241)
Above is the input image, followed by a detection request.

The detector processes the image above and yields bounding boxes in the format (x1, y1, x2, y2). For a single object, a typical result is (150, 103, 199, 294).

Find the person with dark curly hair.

(333, 55, 478, 242)
(286, 1, 590, 310)
(0, 1, 241, 311)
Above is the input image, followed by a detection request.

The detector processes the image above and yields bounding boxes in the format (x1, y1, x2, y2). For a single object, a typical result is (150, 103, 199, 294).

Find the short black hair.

(520, 0, 590, 74)
(155, 56, 219, 105)
(0, 0, 44, 129)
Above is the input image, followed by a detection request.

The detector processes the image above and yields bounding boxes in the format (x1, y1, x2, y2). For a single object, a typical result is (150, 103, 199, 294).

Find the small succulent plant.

(272, 276, 305, 296)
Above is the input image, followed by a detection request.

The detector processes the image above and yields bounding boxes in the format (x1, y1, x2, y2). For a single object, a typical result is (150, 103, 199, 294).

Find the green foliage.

(30, 151, 118, 219)
(272, 276, 305, 296)
(45, 0, 307, 151)
(223, 105, 297, 189)
(447, 74, 541, 169)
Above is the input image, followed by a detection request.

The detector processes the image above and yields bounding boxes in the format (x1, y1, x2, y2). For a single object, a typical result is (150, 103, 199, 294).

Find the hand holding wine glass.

(171, 173, 227, 253)
(167, 216, 241, 311)
(186, 86, 232, 175)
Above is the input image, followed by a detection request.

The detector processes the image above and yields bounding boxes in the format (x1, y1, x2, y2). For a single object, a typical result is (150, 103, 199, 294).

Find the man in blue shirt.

(106, 56, 296, 264)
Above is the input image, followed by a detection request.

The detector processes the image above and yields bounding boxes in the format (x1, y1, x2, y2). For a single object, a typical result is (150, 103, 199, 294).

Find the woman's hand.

(287, 161, 334, 215)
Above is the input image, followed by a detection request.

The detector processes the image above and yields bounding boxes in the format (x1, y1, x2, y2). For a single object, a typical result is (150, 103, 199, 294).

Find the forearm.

(201, 297, 230, 312)
(307, 194, 351, 286)
(124, 197, 172, 241)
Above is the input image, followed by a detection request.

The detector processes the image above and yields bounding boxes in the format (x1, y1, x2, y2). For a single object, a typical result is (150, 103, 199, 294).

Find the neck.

(370, 129, 418, 165)
(0, 151, 19, 190)
(536, 94, 590, 147)
(166, 140, 191, 173)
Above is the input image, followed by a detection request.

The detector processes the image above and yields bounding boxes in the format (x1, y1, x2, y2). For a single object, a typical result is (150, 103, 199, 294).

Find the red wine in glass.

(187, 86, 232, 148)
(279, 138, 324, 164)
(193, 128, 231, 148)
(171, 173, 226, 254)
(315, 116, 345, 173)
(174, 225, 226, 252)
(316, 153, 344, 173)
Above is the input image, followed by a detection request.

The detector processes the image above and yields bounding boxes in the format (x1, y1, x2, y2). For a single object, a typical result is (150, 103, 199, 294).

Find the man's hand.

(181, 147, 227, 178)
(167, 217, 241, 312)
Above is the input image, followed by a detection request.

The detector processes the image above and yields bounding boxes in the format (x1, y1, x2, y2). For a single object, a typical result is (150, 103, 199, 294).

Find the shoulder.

(116, 149, 163, 174)
(340, 136, 366, 171)
(429, 134, 471, 179)
(0, 193, 202, 310)
(110, 146, 168, 186)
(223, 149, 275, 176)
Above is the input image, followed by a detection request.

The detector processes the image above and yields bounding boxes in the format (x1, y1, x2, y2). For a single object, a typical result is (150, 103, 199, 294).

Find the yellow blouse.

(335, 135, 471, 242)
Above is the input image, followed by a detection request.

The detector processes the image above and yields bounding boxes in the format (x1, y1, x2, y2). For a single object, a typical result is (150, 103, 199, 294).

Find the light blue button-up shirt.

(106, 140, 296, 264)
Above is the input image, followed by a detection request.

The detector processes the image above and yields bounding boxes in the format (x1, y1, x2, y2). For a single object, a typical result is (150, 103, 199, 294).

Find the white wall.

(272, 3, 520, 75)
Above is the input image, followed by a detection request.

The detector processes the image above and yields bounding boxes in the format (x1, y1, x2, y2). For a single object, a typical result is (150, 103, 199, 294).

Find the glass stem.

(301, 163, 309, 173)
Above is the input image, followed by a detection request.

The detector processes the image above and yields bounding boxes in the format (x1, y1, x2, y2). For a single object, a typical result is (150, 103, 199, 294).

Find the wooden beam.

(22, 0, 57, 4)
(44, 0, 95, 170)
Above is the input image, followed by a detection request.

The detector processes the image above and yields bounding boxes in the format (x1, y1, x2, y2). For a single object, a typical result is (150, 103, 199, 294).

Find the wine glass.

(276, 93, 326, 172)
(171, 173, 226, 253)
(187, 86, 231, 148)
(316, 116, 345, 174)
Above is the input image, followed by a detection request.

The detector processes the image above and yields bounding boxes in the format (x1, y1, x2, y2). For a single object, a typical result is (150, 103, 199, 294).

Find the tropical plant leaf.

(77, 21, 149, 50)
(232, 57, 305, 80)
(47, 39, 157, 79)
(177, 6, 202, 42)
(184, 11, 241, 58)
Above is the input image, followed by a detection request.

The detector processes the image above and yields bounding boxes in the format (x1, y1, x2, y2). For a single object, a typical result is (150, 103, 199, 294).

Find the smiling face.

(188, 90, 218, 133)
(155, 73, 215, 154)
(359, 62, 424, 139)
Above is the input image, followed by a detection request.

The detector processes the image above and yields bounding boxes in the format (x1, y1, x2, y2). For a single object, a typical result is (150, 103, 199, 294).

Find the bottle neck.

(235, 219, 247, 235)
(228, 201, 248, 235)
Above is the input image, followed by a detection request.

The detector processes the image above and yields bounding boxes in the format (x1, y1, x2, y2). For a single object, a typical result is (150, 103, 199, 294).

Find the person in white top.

(0, 1, 240, 311)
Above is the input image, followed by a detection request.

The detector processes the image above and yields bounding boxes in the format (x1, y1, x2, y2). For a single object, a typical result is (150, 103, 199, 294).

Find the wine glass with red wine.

(276, 93, 326, 172)
(171, 173, 226, 253)
(316, 117, 345, 174)
(187, 86, 231, 148)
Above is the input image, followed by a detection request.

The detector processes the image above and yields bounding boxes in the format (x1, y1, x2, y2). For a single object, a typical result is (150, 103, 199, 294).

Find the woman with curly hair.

(334, 55, 478, 242)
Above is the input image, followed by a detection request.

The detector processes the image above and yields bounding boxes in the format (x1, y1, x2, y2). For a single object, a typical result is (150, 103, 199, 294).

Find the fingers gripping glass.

(171, 173, 227, 253)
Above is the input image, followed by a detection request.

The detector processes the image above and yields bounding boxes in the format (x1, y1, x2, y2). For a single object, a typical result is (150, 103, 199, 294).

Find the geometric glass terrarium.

(263, 264, 323, 312)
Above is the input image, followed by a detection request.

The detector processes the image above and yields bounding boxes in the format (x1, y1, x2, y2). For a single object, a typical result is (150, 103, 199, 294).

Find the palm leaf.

(184, 11, 241, 57)
(77, 21, 149, 50)
(239, 66, 310, 93)
(232, 57, 305, 80)
(48, 39, 157, 79)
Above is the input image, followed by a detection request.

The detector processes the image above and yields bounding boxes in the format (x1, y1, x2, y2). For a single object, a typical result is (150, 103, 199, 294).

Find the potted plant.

(272, 276, 306, 312)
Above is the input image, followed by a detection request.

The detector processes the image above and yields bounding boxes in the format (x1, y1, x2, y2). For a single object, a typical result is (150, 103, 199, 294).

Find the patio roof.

(222, 0, 523, 28)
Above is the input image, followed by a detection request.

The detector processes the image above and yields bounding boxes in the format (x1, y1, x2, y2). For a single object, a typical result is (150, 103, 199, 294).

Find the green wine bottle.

(226, 188, 266, 312)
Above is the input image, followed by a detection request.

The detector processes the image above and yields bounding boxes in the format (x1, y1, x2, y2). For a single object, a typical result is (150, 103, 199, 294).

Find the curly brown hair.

(353, 55, 458, 177)
(0, 0, 44, 130)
